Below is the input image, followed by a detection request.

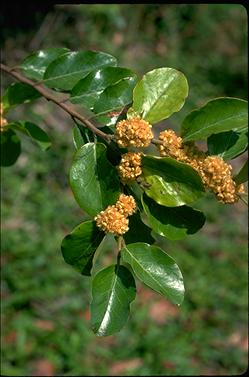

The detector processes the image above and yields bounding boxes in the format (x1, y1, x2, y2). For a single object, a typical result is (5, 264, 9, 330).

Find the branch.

(1, 63, 164, 147)
(237, 193, 248, 206)
(0, 63, 113, 143)
(151, 138, 163, 145)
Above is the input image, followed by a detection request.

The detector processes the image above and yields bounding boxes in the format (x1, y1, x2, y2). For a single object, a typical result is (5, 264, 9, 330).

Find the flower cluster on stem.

(117, 152, 142, 183)
(115, 117, 153, 148)
(157, 129, 244, 203)
(94, 194, 136, 235)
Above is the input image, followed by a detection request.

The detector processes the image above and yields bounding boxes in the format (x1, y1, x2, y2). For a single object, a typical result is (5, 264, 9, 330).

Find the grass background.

(1, 4, 248, 376)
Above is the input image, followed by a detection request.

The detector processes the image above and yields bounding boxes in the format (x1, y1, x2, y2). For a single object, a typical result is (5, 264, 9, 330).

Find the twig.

(117, 236, 123, 251)
(238, 194, 248, 206)
(1, 63, 166, 147)
(0, 63, 113, 143)
(151, 138, 163, 145)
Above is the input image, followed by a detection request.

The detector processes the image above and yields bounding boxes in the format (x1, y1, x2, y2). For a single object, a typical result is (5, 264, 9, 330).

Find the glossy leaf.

(72, 124, 94, 149)
(93, 77, 137, 115)
(91, 264, 136, 336)
(0, 129, 21, 166)
(132, 67, 188, 124)
(207, 131, 248, 160)
(95, 114, 120, 127)
(2, 83, 41, 112)
(72, 125, 85, 149)
(181, 98, 248, 142)
(9, 121, 51, 151)
(234, 160, 248, 184)
(70, 66, 136, 108)
(121, 243, 184, 305)
(124, 212, 154, 244)
(141, 155, 204, 207)
(21, 47, 69, 80)
(69, 142, 120, 217)
(141, 194, 205, 240)
(44, 51, 117, 90)
(61, 220, 104, 275)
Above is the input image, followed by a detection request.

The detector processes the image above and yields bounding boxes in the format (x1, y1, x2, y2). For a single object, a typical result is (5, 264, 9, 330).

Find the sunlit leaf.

(70, 66, 136, 109)
(132, 67, 188, 124)
(91, 264, 136, 336)
(121, 243, 184, 304)
(44, 51, 117, 90)
(181, 98, 248, 142)
(141, 155, 204, 207)
(69, 142, 120, 216)
(21, 47, 69, 80)
(93, 77, 137, 115)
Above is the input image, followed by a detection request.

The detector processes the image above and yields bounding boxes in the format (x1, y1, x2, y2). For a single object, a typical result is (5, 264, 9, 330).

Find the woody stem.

(0, 63, 113, 143)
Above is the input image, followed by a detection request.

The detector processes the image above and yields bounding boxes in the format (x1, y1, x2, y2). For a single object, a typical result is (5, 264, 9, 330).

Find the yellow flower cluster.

(158, 129, 206, 164)
(95, 206, 129, 235)
(158, 129, 186, 160)
(94, 194, 136, 235)
(200, 156, 243, 203)
(115, 117, 153, 148)
(117, 152, 142, 183)
(158, 129, 244, 204)
(0, 103, 8, 132)
(115, 193, 137, 216)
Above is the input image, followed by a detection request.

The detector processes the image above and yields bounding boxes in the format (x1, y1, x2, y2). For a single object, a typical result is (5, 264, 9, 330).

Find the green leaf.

(72, 125, 85, 149)
(207, 131, 248, 160)
(72, 124, 94, 149)
(61, 220, 104, 276)
(70, 66, 136, 109)
(124, 212, 154, 244)
(126, 182, 144, 211)
(91, 264, 136, 336)
(141, 155, 204, 207)
(0, 129, 21, 166)
(93, 77, 137, 115)
(21, 47, 69, 80)
(141, 194, 205, 240)
(69, 142, 120, 217)
(181, 98, 248, 142)
(234, 160, 248, 184)
(2, 83, 41, 112)
(95, 114, 119, 127)
(132, 67, 188, 124)
(121, 243, 184, 305)
(9, 121, 51, 151)
(44, 51, 117, 91)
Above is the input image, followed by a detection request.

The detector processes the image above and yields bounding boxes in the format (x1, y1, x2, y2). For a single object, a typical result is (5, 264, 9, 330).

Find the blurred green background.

(1, 4, 248, 376)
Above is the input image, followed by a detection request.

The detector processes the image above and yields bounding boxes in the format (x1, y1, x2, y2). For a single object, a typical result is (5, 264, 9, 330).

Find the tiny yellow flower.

(117, 152, 142, 183)
(115, 117, 153, 148)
